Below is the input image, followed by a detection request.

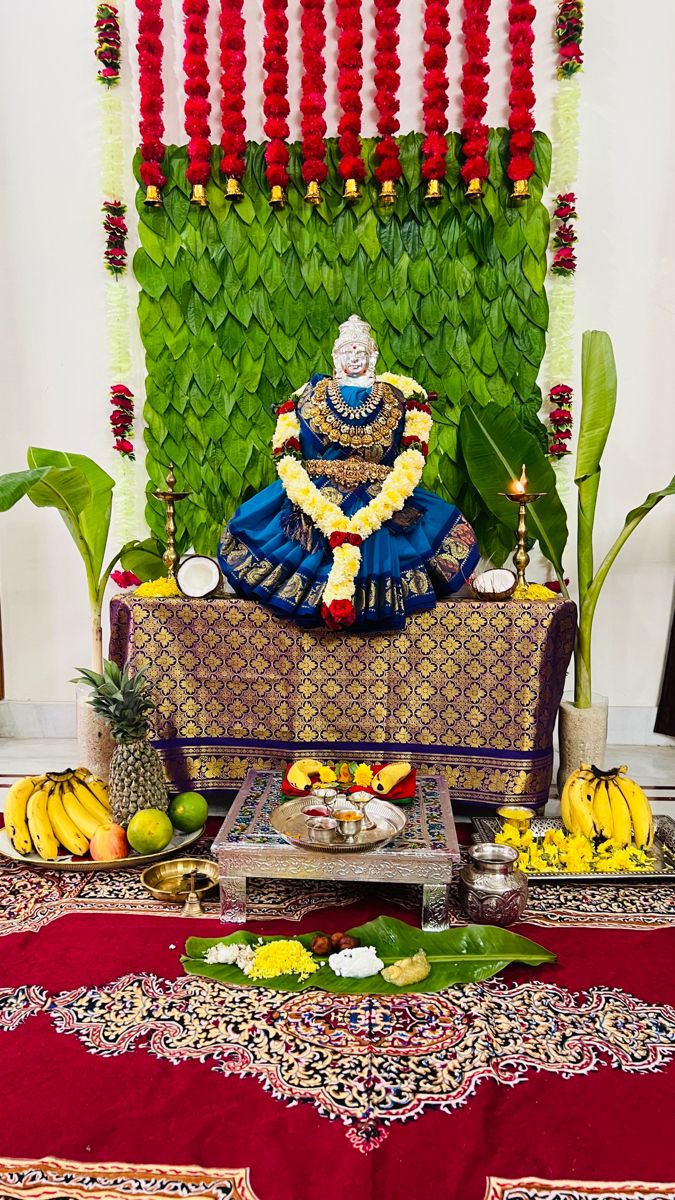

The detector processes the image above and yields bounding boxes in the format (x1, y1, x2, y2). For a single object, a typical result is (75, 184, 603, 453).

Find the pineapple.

(73, 661, 167, 826)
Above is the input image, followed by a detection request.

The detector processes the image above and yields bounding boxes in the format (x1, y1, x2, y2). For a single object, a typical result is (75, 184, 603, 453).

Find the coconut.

(472, 568, 517, 601)
(176, 555, 222, 598)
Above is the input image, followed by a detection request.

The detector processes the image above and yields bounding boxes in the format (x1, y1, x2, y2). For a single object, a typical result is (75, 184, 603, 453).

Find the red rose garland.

(548, 383, 573, 457)
(460, 0, 491, 198)
(556, 0, 583, 78)
(373, 0, 402, 204)
(136, 0, 166, 201)
(183, 0, 212, 204)
(110, 384, 135, 459)
(95, 4, 121, 87)
(102, 200, 128, 276)
(507, 0, 536, 198)
(336, 0, 366, 197)
(551, 191, 578, 275)
(422, 0, 450, 202)
(219, 0, 247, 197)
(262, 0, 290, 205)
(299, 0, 328, 204)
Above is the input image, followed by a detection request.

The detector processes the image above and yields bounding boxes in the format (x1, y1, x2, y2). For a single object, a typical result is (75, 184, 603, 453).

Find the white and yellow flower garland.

(274, 374, 432, 626)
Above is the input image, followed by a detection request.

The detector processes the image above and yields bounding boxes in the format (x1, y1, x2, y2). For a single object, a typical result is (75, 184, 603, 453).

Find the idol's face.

(339, 343, 370, 377)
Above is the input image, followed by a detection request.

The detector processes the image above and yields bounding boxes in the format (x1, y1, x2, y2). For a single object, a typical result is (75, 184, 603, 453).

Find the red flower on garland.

(183, 0, 212, 190)
(553, 222, 577, 247)
(329, 531, 363, 549)
(102, 200, 128, 276)
(555, 0, 583, 78)
(547, 384, 573, 457)
(219, 0, 247, 184)
(554, 193, 577, 219)
(111, 569, 141, 589)
(336, 0, 366, 184)
(95, 4, 121, 87)
(422, 0, 450, 183)
(110, 385, 135, 459)
(262, 0, 290, 196)
(299, 0, 328, 194)
(373, 0, 402, 189)
(136, 0, 166, 191)
(321, 599, 357, 630)
(459, 0, 490, 187)
(507, 0, 536, 189)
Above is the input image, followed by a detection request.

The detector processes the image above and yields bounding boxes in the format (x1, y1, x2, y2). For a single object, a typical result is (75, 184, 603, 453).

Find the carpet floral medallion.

(3, 975, 675, 1152)
(485, 1179, 675, 1200)
(0, 1155, 260, 1198)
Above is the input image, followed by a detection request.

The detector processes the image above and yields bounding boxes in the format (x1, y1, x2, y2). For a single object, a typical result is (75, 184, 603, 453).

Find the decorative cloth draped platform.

(110, 594, 576, 809)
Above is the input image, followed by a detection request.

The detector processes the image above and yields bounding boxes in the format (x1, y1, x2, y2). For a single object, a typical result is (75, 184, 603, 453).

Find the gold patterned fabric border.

(0, 1156, 260, 1199)
(484, 1179, 675, 1200)
(109, 595, 576, 808)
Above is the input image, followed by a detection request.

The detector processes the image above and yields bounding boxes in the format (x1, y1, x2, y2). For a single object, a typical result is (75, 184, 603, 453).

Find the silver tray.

(0, 825, 205, 873)
(472, 814, 675, 884)
(270, 797, 407, 854)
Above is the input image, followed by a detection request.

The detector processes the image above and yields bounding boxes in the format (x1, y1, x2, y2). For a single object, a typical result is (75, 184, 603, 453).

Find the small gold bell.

(465, 177, 484, 200)
(269, 184, 287, 207)
(304, 180, 322, 205)
(424, 178, 442, 204)
(144, 184, 162, 207)
(343, 177, 361, 202)
(512, 178, 530, 201)
(379, 179, 396, 206)
(191, 183, 208, 207)
(225, 176, 243, 201)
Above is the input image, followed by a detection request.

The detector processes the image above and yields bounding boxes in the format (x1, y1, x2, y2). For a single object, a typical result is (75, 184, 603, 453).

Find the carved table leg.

(422, 883, 450, 931)
(220, 875, 247, 924)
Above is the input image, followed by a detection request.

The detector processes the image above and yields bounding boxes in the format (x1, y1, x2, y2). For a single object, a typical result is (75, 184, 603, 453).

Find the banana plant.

(0, 448, 165, 671)
(574, 332, 675, 707)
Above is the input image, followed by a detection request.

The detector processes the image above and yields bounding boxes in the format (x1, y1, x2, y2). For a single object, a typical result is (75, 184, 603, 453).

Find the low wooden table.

(212, 769, 461, 930)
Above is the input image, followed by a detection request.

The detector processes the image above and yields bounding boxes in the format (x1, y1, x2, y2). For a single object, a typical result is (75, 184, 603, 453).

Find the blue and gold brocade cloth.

(109, 595, 576, 811)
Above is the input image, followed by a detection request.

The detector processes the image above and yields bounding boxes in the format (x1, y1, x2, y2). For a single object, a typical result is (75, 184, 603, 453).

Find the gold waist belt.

(304, 458, 391, 488)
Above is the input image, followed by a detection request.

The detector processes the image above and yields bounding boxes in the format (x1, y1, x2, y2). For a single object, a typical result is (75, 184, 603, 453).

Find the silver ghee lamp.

(458, 843, 528, 927)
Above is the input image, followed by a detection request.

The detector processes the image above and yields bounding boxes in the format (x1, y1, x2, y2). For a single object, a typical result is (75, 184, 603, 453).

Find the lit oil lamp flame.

(509, 465, 527, 496)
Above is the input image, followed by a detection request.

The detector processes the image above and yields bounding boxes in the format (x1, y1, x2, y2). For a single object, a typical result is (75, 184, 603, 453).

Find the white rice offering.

(204, 942, 256, 975)
(328, 945, 384, 978)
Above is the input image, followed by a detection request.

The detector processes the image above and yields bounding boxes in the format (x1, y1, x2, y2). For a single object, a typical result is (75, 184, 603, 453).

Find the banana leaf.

(459, 402, 568, 579)
(119, 536, 168, 581)
(182, 915, 555, 995)
(27, 448, 115, 584)
(0, 467, 50, 511)
(575, 331, 617, 601)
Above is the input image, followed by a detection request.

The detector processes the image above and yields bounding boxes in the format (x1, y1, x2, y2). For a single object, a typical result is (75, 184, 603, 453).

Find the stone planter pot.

(76, 689, 115, 783)
(557, 695, 608, 795)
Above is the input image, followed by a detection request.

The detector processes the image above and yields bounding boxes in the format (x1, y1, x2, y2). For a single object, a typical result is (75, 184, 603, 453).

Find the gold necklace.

(327, 377, 384, 420)
(301, 378, 403, 452)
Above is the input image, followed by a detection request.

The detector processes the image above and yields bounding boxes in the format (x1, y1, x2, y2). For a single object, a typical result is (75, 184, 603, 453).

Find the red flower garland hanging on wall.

(95, 4, 121, 86)
(136, 0, 166, 203)
(102, 200, 128, 275)
(183, 0, 212, 206)
(421, 0, 450, 203)
(336, 0, 366, 200)
(299, 0, 327, 205)
(507, 0, 536, 199)
(262, 0, 290, 206)
(373, 0, 402, 205)
(110, 385, 135, 459)
(460, 0, 491, 198)
(219, 0, 247, 199)
(556, 0, 583, 77)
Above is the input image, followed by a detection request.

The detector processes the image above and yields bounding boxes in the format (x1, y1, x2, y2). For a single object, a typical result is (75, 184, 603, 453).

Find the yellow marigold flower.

(318, 765, 337, 784)
(134, 576, 180, 597)
(353, 763, 373, 787)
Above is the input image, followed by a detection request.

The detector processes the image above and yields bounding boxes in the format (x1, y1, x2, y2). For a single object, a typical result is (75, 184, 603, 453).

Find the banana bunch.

(4, 768, 111, 861)
(561, 764, 654, 850)
(287, 759, 324, 791)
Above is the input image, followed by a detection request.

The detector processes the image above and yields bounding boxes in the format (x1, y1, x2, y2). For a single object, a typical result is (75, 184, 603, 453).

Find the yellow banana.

(560, 768, 593, 834)
(69, 778, 111, 825)
(47, 785, 90, 856)
(614, 775, 653, 850)
(373, 762, 411, 794)
(4, 776, 39, 855)
(607, 779, 632, 848)
(287, 759, 324, 791)
(61, 783, 108, 840)
(26, 784, 60, 860)
(569, 784, 595, 840)
(592, 778, 614, 839)
(78, 776, 110, 810)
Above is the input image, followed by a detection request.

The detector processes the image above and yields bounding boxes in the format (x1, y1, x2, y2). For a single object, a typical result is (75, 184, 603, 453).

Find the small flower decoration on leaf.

(353, 763, 373, 788)
(318, 765, 337, 784)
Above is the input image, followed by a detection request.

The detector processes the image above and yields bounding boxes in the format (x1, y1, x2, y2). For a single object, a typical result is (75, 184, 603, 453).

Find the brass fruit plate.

(271, 797, 406, 854)
(141, 856, 219, 901)
(0, 825, 205, 873)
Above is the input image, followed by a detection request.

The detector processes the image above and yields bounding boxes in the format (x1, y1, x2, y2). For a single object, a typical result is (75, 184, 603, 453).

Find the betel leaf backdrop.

(135, 130, 551, 562)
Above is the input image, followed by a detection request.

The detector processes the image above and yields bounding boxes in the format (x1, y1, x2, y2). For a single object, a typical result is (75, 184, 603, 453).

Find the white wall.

(0, 0, 673, 711)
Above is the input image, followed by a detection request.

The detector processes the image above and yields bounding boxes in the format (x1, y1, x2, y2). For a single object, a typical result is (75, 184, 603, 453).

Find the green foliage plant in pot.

(557, 330, 675, 786)
(0, 448, 165, 777)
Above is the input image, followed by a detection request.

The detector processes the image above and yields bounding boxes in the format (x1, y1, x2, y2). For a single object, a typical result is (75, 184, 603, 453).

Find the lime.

(168, 791, 208, 833)
(127, 808, 174, 855)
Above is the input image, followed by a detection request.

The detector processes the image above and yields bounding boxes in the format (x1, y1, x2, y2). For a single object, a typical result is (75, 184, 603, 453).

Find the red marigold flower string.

(183, 0, 212, 206)
(299, 0, 328, 205)
(460, 0, 491, 199)
(336, 0, 366, 200)
(136, 0, 166, 203)
(262, 0, 290, 206)
(95, 4, 121, 87)
(421, 0, 450, 203)
(507, 0, 536, 199)
(219, 0, 247, 199)
(373, 0, 402, 205)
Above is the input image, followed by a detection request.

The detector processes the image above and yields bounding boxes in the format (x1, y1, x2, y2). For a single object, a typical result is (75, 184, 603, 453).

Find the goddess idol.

(219, 316, 479, 630)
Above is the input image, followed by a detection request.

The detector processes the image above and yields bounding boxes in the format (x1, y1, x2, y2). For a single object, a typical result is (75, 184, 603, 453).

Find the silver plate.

(270, 797, 407, 854)
(0, 825, 205, 873)
(472, 814, 675, 884)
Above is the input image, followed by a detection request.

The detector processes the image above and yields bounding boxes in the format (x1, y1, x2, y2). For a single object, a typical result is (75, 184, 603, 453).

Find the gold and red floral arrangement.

(263, 0, 291, 206)
(110, 385, 135, 459)
(547, 384, 573, 458)
(183, 0, 212, 206)
(507, 0, 536, 200)
(136, 0, 166, 203)
(95, 4, 121, 86)
(219, 0, 247, 200)
(460, 0, 491, 199)
(556, 0, 583, 77)
(373, 0, 402, 205)
(299, 0, 328, 205)
(102, 199, 128, 276)
(421, 0, 450, 204)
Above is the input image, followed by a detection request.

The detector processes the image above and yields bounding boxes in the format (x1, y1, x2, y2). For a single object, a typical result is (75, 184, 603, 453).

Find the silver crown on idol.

(332, 315, 379, 386)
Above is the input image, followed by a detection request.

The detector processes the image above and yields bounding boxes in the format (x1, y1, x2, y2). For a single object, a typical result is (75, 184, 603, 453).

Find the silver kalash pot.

(458, 843, 528, 926)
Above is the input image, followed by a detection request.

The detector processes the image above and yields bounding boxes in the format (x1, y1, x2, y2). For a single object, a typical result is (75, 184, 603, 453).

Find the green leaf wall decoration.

(135, 131, 551, 556)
